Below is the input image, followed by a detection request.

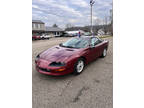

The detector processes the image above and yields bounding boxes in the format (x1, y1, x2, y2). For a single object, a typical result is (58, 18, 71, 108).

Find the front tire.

(73, 58, 85, 75)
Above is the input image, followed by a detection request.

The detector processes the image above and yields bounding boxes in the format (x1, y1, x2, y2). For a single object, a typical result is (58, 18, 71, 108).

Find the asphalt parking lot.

(32, 37, 113, 108)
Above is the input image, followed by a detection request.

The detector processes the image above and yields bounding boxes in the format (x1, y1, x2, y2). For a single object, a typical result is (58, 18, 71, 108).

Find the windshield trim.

(59, 43, 79, 49)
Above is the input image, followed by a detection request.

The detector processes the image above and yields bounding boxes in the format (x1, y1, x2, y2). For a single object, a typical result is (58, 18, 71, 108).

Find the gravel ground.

(32, 37, 113, 108)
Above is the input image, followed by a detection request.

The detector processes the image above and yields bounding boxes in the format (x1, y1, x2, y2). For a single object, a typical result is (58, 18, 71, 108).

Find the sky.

(32, 0, 112, 28)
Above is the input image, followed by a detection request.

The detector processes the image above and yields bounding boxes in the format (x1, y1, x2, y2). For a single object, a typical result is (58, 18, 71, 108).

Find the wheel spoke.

(76, 60, 84, 73)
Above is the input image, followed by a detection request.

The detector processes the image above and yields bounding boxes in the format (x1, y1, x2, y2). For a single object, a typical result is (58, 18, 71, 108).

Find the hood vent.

(55, 47, 60, 49)
(66, 49, 74, 51)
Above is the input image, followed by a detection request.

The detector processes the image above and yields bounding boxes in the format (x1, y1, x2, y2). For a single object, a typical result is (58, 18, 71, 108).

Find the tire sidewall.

(102, 48, 107, 57)
(73, 58, 85, 75)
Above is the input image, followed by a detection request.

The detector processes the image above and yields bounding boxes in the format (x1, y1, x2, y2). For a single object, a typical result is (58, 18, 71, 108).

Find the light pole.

(90, 0, 95, 35)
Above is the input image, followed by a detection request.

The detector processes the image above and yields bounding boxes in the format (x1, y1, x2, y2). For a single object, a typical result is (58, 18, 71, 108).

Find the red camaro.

(35, 36, 109, 76)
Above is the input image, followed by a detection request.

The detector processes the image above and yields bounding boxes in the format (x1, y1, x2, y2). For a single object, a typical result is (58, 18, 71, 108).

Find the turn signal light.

(55, 68, 66, 72)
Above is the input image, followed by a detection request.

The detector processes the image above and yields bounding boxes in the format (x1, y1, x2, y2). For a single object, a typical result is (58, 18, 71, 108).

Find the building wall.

(32, 23, 45, 31)
(45, 31, 64, 37)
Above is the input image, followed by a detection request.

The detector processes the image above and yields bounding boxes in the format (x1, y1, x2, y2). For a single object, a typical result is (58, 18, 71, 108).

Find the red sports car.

(35, 36, 109, 76)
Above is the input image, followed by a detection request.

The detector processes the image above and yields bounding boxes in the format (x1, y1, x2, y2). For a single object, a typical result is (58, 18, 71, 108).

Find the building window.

(38, 24, 41, 29)
(35, 24, 38, 29)
(54, 32, 57, 36)
(33, 24, 36, 29)
(57, 32, 60, 35)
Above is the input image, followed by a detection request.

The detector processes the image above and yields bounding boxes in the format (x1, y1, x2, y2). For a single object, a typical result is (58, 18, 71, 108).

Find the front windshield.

(60, 37, 89, 49)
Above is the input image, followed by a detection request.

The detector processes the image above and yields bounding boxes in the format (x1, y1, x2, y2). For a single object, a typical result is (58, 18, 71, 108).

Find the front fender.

(66, 55, 80, 68)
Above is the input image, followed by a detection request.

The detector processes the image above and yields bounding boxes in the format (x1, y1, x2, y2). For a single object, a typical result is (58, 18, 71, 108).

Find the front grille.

(38, 67, 51, 72)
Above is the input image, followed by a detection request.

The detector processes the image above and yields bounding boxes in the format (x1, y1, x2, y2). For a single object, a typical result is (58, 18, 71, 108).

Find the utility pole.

(90, 0, 95, 35)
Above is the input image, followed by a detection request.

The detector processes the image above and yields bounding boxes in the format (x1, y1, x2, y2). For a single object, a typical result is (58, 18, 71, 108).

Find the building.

(32, 20, 45, 35)
(45, 26, 64, 37)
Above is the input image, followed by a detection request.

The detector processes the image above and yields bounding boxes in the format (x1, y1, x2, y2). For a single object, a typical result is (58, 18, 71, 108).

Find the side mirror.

(59, 43, 62, 46)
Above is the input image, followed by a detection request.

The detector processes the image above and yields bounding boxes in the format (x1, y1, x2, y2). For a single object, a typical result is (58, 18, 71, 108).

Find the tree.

(109, 2, 113, 36)
(102, 16, 109, 34)
(65, 23, 73, 29)
(94, 18, 101, 26)
(53, 24, 58, 27)
(109, 8, 113, 36)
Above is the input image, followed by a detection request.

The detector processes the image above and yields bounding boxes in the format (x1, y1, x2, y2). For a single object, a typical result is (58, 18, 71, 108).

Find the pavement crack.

(72, 86, 89, 103)
(93, 79, 100, 83)
(59, 79, 73, 96)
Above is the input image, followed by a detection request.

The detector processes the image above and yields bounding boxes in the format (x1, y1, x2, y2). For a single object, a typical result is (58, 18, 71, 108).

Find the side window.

(91, 38, 99, 46)
(95, 37, 102, 45)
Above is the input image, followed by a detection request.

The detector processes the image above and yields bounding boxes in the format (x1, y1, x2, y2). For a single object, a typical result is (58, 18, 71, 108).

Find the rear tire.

(101, 48, 107, 58)
(73, 58, 85, 75)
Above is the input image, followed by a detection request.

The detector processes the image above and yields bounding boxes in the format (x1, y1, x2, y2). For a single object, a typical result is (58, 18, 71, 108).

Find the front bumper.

(36, 65, 73, 76)
(35, 59, 73, 76)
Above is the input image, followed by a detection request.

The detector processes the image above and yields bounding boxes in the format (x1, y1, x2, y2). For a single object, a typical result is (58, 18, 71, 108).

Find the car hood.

(40, 45, 80, 62)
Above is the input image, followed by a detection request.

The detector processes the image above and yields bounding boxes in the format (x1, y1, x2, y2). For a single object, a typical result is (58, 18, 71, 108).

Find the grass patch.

(99, 35, 113, 39)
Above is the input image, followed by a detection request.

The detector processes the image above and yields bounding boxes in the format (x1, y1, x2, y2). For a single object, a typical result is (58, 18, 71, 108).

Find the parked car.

(40, 34, 50, 40)
(64, 33, 73, 37)
(35, 36, 109, 76)
(32, 35, 41, 40)
(84, 32, 91, 36)
(63, 33, 76, 37)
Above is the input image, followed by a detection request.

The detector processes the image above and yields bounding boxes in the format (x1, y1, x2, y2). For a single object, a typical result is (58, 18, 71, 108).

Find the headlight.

(49, 62, 65, 67)
(35, 54, 40, 61)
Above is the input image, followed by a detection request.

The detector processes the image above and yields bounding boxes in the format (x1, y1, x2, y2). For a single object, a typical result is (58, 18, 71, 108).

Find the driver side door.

(89, 37, 102, 60)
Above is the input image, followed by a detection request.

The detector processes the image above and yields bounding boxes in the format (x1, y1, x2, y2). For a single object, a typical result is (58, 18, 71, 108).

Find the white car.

(40, 34, 51, 39)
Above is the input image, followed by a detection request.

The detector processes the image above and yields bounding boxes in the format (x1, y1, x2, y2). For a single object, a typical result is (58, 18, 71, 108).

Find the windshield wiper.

(65, 46, 75, 48)
(59, 44, 73, 48)
(60, 43, 78, 49)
